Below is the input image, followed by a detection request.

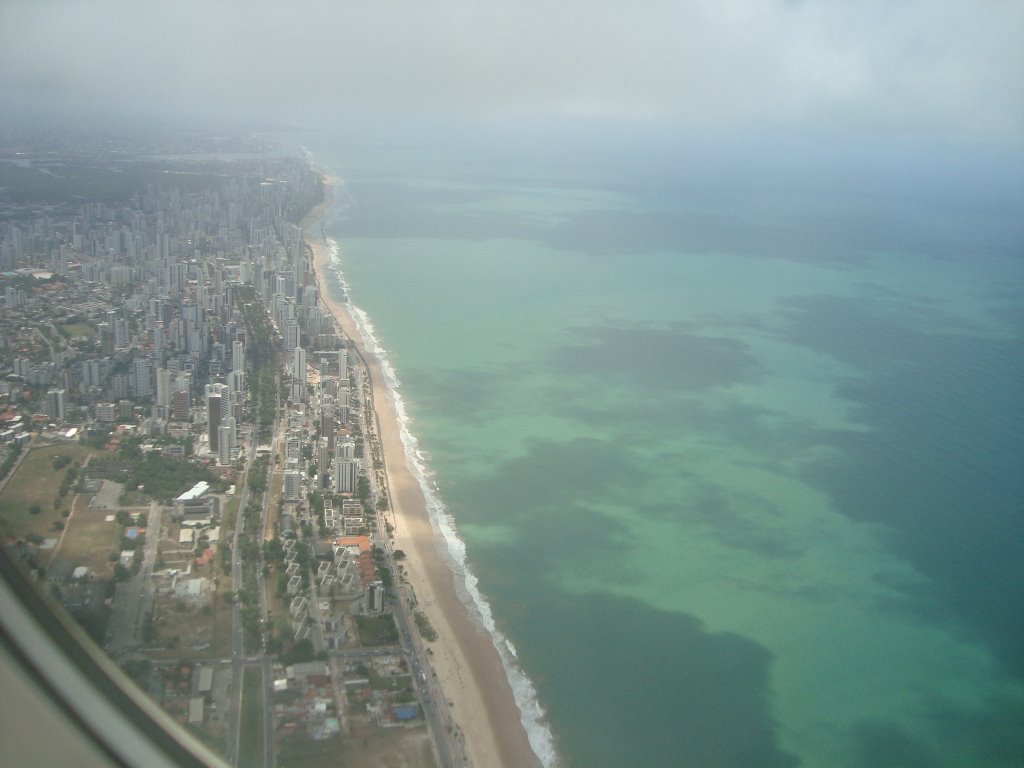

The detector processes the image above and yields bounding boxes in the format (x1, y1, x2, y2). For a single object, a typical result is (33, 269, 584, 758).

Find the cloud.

(1, 0, 1021, 144)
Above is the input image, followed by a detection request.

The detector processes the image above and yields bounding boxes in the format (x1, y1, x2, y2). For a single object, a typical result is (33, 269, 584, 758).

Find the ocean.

(306, 124, 1024, 767)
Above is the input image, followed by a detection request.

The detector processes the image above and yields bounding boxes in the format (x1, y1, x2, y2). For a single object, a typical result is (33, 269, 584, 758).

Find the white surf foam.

(324, 236, 559, 767)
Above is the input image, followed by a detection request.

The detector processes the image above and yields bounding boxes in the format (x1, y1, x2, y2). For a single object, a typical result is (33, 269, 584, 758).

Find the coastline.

(301, 171, 543, 768)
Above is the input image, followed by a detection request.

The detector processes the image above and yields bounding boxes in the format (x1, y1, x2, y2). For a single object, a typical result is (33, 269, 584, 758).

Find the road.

(257, 410, 281, 768)
(106, 501, 162, 655)
(225, 427, 259, 766)
(226, 409, 280, 768)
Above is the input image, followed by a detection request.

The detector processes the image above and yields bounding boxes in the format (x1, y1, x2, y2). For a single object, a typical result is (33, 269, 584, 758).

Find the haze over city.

(2, 0, 1022, 148)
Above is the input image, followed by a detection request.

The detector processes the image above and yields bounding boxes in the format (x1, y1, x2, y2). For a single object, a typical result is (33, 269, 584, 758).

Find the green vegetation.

(276, 733, 342, 768)
(58, 322, 94, 339)
(414, 611, 438, 642)
(0, 443, 99, 537)
(356, 475, 371, 503)
(91, 449, 217, 504)
(354, 614, 399, 647)
(247, 455, 269, 494)
(55, 465, 78, 505)
(0, 443, 24, 482)
(238, 667, 265, 768)
(273, 688, 302, 705)
(280, 638, 316, 666)
(0, 160, 227, 205)
(236, 285, 283, 442)
(262, 537, 284, 563)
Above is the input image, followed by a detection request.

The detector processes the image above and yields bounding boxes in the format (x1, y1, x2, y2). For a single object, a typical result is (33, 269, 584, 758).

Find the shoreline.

(301, 170, 543, 768)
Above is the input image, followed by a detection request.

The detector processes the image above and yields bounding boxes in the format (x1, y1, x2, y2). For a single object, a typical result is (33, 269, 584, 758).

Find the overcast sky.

(1, 0, 1022, 147)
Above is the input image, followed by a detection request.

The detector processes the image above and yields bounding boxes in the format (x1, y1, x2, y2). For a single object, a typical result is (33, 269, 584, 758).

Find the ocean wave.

(324, 236, 559, 768)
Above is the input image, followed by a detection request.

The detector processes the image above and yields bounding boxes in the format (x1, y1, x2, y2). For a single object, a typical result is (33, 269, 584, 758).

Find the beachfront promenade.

(305, 227, 466, 768)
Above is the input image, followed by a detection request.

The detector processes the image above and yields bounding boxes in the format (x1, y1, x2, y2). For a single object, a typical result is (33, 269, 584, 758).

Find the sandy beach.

(302, 175, 542, 768)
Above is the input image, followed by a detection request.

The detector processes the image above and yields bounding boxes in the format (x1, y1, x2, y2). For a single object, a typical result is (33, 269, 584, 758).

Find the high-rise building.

(335, 438, 355, 461)
(133, 358, 152, 398)
(226, 368, 243, 394)
(283, 320, 300, 352)
(155, 367, 172, 408)
(365, 581, 385, 614)
(321, 411, 336, 448)
(112, 316, 130, 349)
(171, 389, 191, 422)
(82, 358, 103, 388)
(283, 470, 301, 501)
(205, 383, 227, 453)
(46, 388, 66, 421)
(232, 340, 245, 373)
(292, 346, 306, 401)
(317, 437, 331, 489)
(332, 456, 359, 495)
(218, 417, 236, 466)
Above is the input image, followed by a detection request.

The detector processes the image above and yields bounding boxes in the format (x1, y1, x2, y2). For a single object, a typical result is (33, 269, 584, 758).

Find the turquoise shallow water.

(310, 129, 1024, 767)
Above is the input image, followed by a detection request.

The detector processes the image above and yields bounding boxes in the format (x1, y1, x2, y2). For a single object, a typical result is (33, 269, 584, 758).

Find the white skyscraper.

(332, 438, 358, 494)
(232, 340, 245, 373)
(205, 383, 228, 453)
(332, 457, 359, 495)
(133, 358, 153, 398)
(156, 367, 172, 408)
(292, 346, 306, 401)
(227, 369, 245, 395)
(218, 417, 236, 466)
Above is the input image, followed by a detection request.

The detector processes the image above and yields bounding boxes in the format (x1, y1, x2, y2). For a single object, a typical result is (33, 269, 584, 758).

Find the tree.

(282, 638, 315, 665)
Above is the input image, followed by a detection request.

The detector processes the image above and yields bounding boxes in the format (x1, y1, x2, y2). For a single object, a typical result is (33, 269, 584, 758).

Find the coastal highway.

(354, 341, 465, 768)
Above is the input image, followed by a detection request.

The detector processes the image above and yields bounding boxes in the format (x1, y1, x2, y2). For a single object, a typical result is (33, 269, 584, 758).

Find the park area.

(0, 442, 101, 545)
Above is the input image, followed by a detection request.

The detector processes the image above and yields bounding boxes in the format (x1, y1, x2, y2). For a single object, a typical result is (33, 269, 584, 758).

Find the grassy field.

(59, 322, 94, 338)
(265, 466, 283, 542)
(354, 614, 399, 647)
(208, 580, 234, 659)
(221, 496, 240, 538)
(277, 734, 345, 768)
(239, 666, 265, 768)
(55, 501, 123, 576)
(0, 442, 101, 538)
(339, 725, 434, 768)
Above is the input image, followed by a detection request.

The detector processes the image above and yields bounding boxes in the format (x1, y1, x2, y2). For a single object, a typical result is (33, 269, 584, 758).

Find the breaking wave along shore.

(323, 235, 559, 768)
